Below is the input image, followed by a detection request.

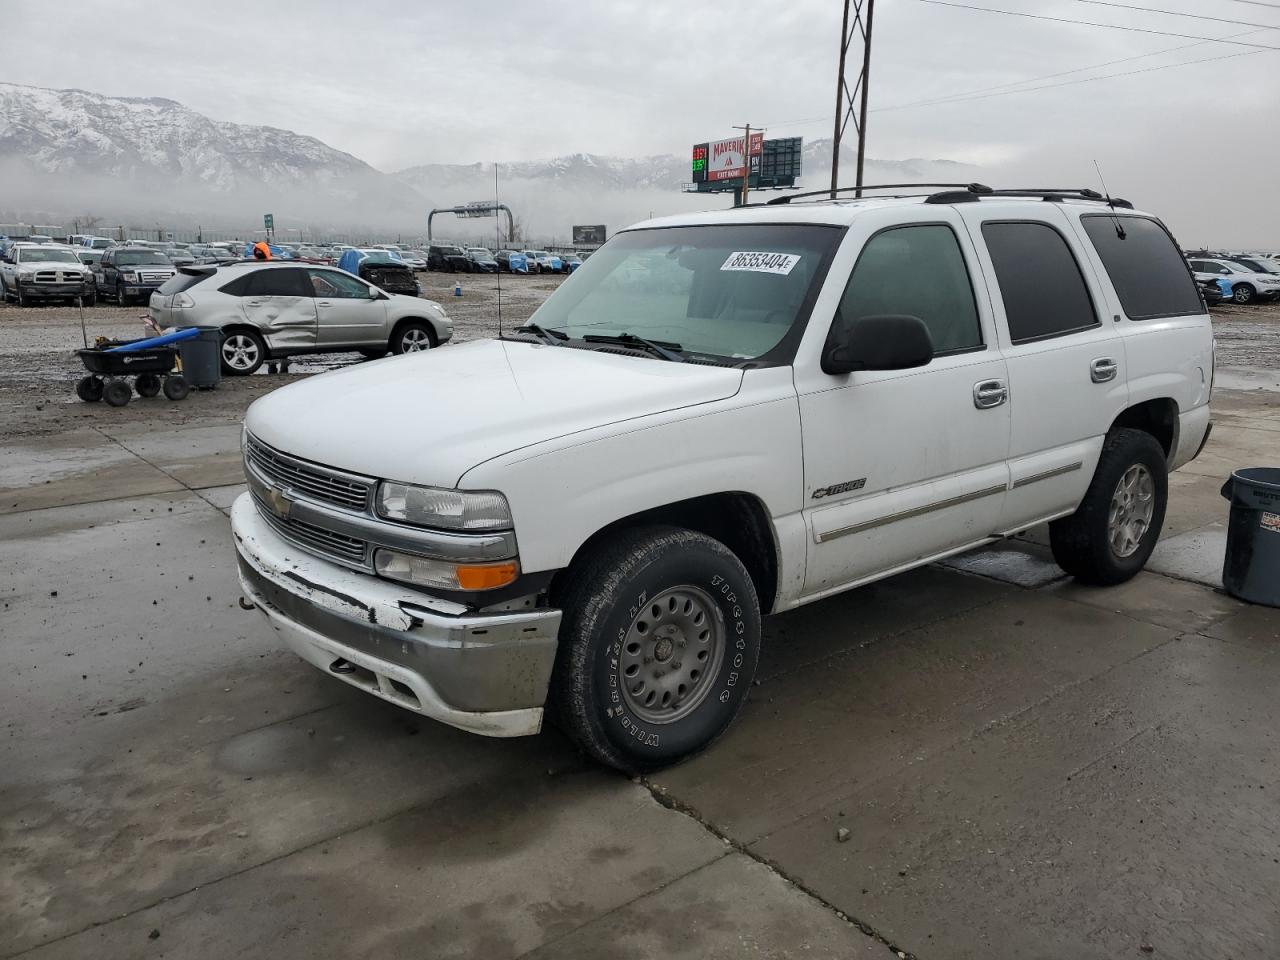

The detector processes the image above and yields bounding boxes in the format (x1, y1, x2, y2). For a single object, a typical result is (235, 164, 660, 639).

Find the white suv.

(232, 186, 1214, 771)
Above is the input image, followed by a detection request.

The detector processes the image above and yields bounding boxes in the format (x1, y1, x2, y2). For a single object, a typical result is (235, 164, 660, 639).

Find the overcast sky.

(6, 0, 1280, 242)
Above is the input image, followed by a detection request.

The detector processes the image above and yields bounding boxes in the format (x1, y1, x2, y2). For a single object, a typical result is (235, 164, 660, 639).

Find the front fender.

(458, 367, 804, 587)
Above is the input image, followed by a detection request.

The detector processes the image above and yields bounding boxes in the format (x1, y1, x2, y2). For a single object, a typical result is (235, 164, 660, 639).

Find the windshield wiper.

(582, 332, 685, 362)
(512, 323, 567, 346)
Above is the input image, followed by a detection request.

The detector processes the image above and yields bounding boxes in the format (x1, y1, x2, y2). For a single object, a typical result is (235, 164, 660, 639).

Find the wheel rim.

(1108, 464, 1155, 558)
(222, 334, 260, 370)
(401, 328, 431, 352)
(1235, 286, 1251, 303)
(618, 585, 725, 724)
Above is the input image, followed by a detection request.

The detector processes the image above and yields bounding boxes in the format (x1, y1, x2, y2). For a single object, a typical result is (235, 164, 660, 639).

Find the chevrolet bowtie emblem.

(266, 484, 294, 519)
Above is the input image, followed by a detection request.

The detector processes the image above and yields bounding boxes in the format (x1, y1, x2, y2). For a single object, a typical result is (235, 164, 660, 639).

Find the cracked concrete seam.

(638, 777, 918, 960)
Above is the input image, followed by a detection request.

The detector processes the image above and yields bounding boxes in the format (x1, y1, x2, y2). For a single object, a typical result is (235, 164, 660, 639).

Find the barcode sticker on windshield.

(720, 251, 801, 275)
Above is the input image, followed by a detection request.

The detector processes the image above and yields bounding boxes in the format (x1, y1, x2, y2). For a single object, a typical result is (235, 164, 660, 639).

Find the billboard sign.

(705, 133, 764, 182)
(458, 201, 498, 218)
(572, 224, 607, 246)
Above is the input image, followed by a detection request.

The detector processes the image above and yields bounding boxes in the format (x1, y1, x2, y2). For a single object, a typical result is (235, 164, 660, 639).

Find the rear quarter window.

(1080, 215, 1203, 320)
(158, 272, 211, 296)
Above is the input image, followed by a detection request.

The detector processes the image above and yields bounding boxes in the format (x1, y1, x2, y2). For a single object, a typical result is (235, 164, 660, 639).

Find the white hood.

(246, 339, 744, 487)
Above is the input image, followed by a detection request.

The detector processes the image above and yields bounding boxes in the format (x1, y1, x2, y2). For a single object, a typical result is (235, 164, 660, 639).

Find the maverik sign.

(703, 132, 764, 182)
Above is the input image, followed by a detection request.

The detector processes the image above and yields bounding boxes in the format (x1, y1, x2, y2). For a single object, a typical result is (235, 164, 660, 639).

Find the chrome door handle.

(316, 301, 332, 307)
(245, 300, 263, 306)
(1091, 357, 1118, 383)
(973, 379, 1008, 409)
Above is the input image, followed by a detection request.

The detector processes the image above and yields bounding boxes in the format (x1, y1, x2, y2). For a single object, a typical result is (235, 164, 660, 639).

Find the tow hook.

(329, 658, 357, 675)
(237, 596, 257, 611)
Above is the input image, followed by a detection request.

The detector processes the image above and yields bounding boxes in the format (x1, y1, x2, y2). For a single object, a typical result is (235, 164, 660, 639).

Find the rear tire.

(162, 375, 190, 401)
(102, 378, 131, 407)
(220, 329, 266, 375)
(75, 375, 103, 403)
(549, 525, 761, 773)
(134, 373, 162, 397)
(1049, 428, 1168, 585)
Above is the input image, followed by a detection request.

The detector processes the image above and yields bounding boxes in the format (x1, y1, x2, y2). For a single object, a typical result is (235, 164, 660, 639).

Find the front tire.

(391, 321, 436, 354)
(1233, 283, 1256, 304)
(1049, 428, 1168, 585)
(550, 526, 761, 773)
(220, 330, 266, 375)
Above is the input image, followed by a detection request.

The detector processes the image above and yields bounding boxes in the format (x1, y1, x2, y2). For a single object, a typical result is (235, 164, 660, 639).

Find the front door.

(794, 209, 1011, 597)
(237, 267, 317, 353)
(307, 269, 389, 347)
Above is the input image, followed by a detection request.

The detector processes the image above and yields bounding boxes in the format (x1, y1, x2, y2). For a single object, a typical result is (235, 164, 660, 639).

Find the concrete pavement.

(3, 383, 1279, 959)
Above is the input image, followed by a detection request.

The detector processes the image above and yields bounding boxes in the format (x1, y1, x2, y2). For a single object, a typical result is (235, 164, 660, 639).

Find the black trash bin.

(176, 327, 222, 389)
(1220, 467, 1280, 607)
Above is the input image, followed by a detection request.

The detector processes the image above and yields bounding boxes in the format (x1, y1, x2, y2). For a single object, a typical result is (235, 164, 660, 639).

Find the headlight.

(376, 481, 512, 531)
(122, 271, 137, 281)
(373, 549, 519, 591)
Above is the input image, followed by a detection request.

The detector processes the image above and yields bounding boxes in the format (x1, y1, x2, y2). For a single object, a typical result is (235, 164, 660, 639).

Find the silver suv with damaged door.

(149, 261, 453, 375)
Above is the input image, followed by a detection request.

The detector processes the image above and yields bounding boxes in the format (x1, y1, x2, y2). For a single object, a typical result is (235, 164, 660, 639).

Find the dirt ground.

(0, 278, 1275, 440)
(0, 272, 564, 440)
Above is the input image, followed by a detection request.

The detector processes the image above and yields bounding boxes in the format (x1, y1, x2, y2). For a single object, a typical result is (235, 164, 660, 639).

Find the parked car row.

(1185, 252, 1280, 305)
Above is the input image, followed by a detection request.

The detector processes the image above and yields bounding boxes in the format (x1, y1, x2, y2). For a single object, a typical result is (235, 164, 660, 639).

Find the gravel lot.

(0, 272, 564, 439)
(1, 277, 1274, 439)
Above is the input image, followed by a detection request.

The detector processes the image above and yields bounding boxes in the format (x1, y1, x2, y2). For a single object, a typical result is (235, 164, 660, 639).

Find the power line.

(874, 47, 1266, 111)
(918, 0, 1280, 49)
(1065, 0, 1280, 29)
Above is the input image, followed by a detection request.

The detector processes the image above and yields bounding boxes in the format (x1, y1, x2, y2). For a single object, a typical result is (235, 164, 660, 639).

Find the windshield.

(361, 251, 401, 264)
(1238, 258, 1280, 274)
(525, 223, 843, 362)
(468, 248, 492, 258)
(20, 248, 80, 264)
(117, 251, 171, 265)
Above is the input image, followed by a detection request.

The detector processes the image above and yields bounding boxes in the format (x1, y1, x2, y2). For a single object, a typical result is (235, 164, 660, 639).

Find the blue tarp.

(1217, 279, 1233, 297)
(508, 253, 529, 273)
(337, 249, 363, 276)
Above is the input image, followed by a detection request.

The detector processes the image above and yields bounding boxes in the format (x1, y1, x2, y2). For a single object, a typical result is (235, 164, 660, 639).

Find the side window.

(1080, 215, 1203, 319)
(837, 224, 982, 355)
(1187, 260, 1205, 272)
(245, 267, 308, 297)
(982, 221, 1098, 344)
(308, 269, 369, 298)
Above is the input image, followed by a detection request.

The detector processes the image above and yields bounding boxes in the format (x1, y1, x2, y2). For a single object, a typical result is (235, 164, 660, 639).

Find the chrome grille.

(33, 270, 83, 283)
(137, 269, 173, 283)
(256, 500, 369, 564)
(245, 435, 372, 511)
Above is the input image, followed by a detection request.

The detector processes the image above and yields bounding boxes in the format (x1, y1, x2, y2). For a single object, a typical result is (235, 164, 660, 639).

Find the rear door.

(958, 205, 1128, 532)
(307, 268, 388, 348)
(237, 267, 317, 352)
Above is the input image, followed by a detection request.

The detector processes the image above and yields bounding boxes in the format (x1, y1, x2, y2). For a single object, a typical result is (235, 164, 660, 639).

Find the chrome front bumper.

(231, 494, 561, 737)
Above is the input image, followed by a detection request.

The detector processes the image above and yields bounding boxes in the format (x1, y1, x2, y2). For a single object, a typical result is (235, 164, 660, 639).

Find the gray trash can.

(177, 327, 222, 389)
(1220, 467, 1280, 607)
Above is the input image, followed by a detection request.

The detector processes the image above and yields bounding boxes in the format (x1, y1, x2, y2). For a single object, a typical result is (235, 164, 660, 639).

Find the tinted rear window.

(1080, 215, 1203, 320)
(158, 272, 211, 295)
(982, 221, 1099, 344)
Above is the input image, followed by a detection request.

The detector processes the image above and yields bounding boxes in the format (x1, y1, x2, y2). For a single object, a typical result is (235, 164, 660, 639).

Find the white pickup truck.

(233, 186, 1214, 771)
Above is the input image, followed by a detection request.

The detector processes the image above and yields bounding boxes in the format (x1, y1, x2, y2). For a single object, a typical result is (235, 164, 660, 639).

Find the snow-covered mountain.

(0, 82, 978, 238)
(0, 82, 417, 231)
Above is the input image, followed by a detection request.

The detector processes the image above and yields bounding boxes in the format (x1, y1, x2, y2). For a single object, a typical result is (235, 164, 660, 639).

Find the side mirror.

(822, 314, 934, 375)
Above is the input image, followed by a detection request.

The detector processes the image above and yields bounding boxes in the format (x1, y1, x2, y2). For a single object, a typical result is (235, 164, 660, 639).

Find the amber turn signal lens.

(454, 561, 520, 591)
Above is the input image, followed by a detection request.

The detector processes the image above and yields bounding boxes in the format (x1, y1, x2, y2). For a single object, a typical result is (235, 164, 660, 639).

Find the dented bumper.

(231, 494, 561, 737)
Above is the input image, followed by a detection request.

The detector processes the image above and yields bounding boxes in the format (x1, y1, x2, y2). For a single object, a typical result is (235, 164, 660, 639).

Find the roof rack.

(766, 183, 993, 205)
(766, 183, 1133, 209)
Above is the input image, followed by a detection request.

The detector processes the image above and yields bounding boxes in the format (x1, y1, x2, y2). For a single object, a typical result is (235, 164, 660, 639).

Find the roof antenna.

(1093, 160, 1126, 239)
(494, 161, 504, 338)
